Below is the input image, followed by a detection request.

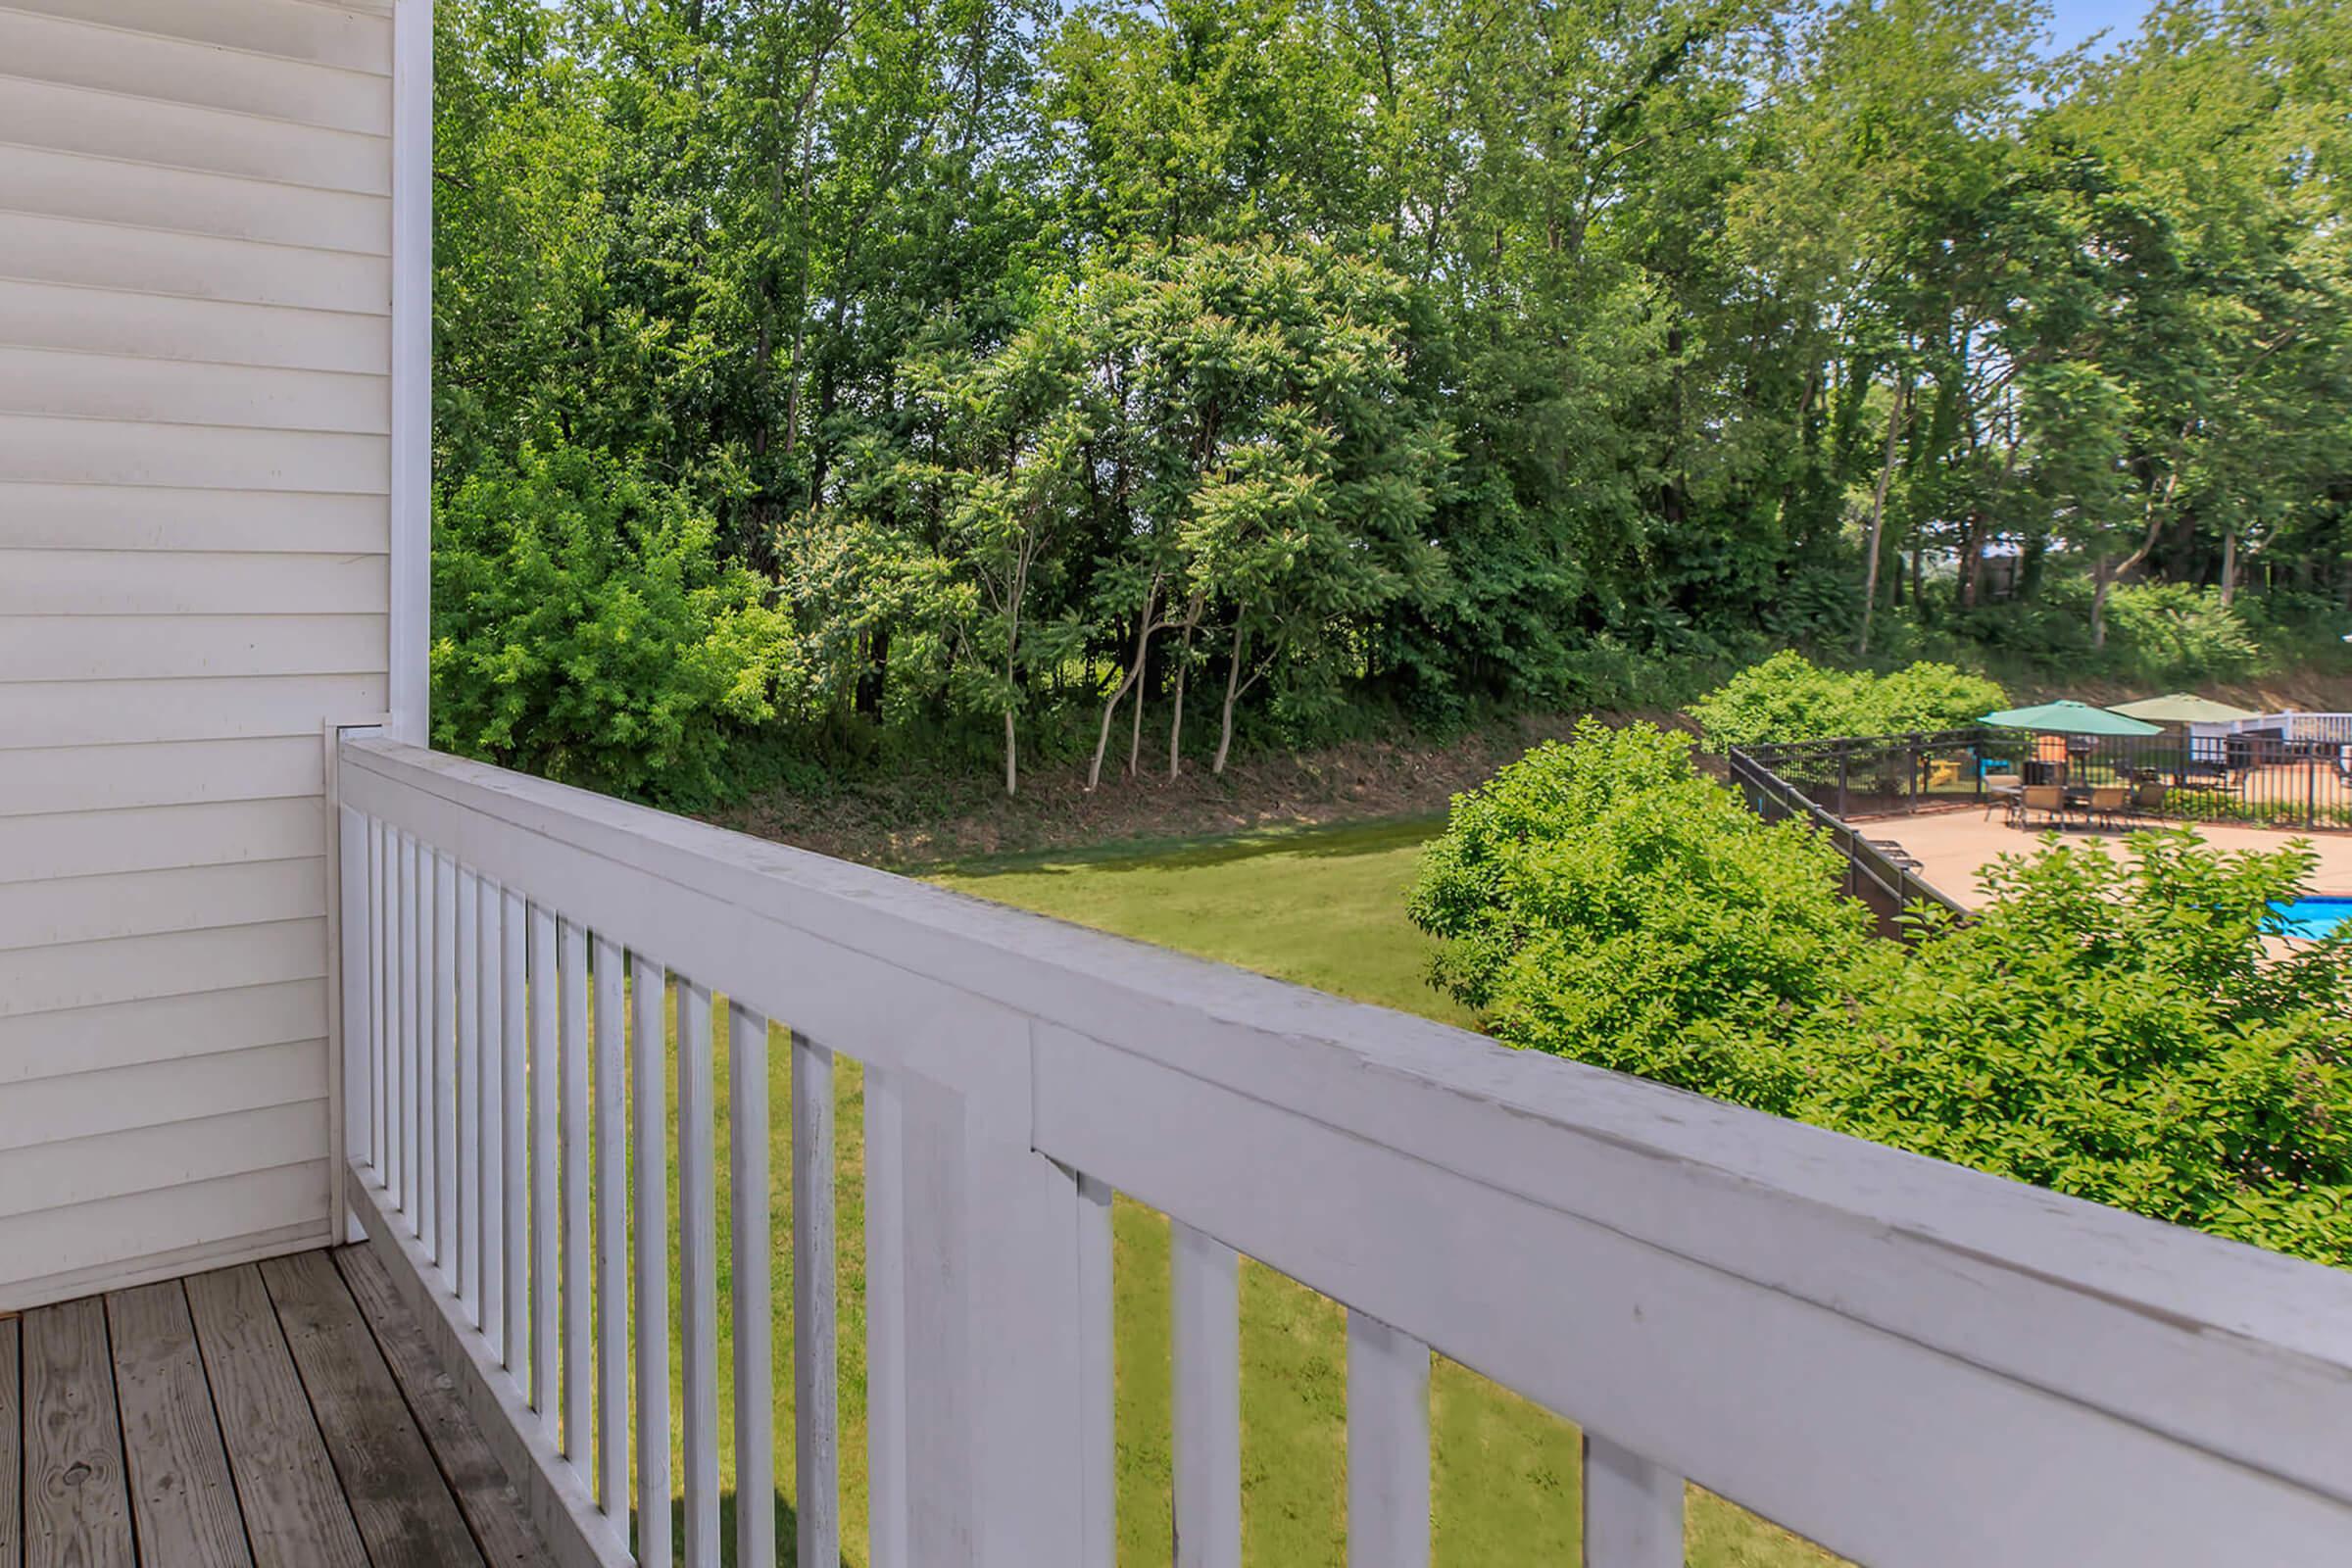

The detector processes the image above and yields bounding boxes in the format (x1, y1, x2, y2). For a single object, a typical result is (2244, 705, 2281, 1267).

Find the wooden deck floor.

(0, 1246, 554, 1568)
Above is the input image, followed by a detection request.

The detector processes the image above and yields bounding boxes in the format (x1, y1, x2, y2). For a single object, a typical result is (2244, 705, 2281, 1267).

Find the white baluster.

(365, 819, 380, 1185)
(337, 808, 370, 1201)
(1172, 1221, 1241, 1568)
(1347, 1311, 1429, 1568)
(863, 1063, 906, 1568)
(562, 918, 592, 1459)
(632, 956, 672, 1568)
(594, 934, 628, 1517)
(432, 849, 455, 1265)
(678, 979, 719, 1568)
(792, 1031, 835, 1568)
(456, 865, 479, 1323)
(529, 904, 559, 1418)
(1583, 1434, 1684, 1568)
(732, 1004, 775, 1568)
(478, 876, 506, 1362)
(501, 885, 528, 1378)
(398, 831, 417, 1222)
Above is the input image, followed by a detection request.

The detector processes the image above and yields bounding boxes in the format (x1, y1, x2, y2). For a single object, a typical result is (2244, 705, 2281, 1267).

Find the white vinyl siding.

(0, 0, 392, 1309)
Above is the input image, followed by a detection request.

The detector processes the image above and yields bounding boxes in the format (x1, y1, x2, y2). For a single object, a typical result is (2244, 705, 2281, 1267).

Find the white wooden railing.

(330, 734, 2352, 1568)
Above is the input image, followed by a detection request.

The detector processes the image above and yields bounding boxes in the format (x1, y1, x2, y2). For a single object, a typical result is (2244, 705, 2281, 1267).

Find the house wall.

(0, 0, 395, 1308)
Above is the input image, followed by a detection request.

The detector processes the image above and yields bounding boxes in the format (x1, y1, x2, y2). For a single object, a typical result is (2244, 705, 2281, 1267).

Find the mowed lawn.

(656, 818, 1835, 1565)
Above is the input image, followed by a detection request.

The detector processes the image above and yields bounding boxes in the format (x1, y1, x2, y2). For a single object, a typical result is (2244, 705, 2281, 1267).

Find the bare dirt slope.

(709, 710, 1689, 868)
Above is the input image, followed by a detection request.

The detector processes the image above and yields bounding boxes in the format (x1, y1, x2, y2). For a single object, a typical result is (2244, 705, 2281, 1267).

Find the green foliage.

(1412, 728, 2352, 1264)
(2097, 582, 2264, 685)
(1819, 835, 2352, 1259)
(1407, 722, 1874, 1107)
(1689, 652, 2005, 752)
(431, 445, 796, 808)
(793, 239, 1446, 789)
(429, 0, 2352, 789)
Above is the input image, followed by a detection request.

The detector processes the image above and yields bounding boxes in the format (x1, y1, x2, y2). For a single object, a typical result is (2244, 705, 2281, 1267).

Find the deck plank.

(257, 1250, 487, 1568)
(104, 1282, 252, 1568)
(330, 1247, 554, 1567)
(1, 1317, 20, 1568)
(183, 1265, 368, 1568)
(21, 1298, 134, 1568)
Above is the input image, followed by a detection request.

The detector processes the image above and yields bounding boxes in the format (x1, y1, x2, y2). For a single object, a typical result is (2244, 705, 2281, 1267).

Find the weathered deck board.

(105, 1281, 251, 1568)
(258, 1250, 487, 1568)
(183, 1263, 369, 1568)
(7, 1250, 550, 1568)
(332, 1246, 553, 1567)
(1, 1316, 21, 1568)
(22, 1297, 135, 1568)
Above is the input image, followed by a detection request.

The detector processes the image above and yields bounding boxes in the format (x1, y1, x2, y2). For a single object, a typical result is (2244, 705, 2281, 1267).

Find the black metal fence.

(1725, 744, 1970, 929)
(1738, 723, 2352, 833)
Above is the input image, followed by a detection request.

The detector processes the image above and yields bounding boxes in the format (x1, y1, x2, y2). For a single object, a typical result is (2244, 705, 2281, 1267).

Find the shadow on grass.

(648, 1490, 849, 1568)
(934, 812, 1446, 880)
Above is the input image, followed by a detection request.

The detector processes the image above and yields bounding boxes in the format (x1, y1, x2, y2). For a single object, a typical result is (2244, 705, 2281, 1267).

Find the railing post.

(882, 1028, 1098, 1567)
(1836, 742, 1849, 819)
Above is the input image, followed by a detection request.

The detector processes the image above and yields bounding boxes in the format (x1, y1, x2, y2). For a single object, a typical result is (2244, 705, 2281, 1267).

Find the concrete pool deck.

(1856, 807, 2352, 909)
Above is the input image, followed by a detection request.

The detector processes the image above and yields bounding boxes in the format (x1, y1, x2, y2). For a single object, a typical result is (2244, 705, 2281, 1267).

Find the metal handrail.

(1726, 745, 1970, 924)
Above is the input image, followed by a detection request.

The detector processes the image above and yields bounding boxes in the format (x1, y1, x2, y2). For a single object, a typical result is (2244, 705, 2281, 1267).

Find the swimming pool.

(2270, 897, 2352, 939)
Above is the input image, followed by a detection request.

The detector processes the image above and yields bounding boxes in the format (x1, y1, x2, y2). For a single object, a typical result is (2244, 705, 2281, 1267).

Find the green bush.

(1412, 726, 2352, 1265)
(1817, 834, 2352, 1260)
(1407, 721, 1874, 1108)
(2100, 581, 2262, 685)
(431, 444, 798, 808)
(1688, 651, 2005, 752)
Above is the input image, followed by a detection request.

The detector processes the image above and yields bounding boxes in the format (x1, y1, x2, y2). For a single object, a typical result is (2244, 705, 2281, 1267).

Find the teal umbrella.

(1981, 700, 2163, 737)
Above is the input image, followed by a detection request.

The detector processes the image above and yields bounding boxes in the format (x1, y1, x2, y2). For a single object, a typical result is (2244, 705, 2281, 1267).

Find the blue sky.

(2043, 0, 2156, 54)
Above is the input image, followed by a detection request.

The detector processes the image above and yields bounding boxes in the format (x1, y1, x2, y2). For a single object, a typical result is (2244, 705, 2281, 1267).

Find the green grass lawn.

(638, 817, 1834, 1564)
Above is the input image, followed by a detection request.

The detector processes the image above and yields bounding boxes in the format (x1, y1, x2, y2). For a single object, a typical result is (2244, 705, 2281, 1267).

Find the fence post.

(885, 1035, 1099, 1567)
(1837, 742, 1849, 820)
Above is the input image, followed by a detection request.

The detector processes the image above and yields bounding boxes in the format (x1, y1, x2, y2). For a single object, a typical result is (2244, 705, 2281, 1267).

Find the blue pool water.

(2270, 897, 2352, 939)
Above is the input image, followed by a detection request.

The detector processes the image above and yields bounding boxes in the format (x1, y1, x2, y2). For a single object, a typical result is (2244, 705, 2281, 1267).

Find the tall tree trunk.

(1127, 631, 1149, 777)
(1857, 379, 1907, 658)
(2095, 466, 2181, 649)
(2221, 527, 2238, 607)
(1214, 621, 1248, 775)
(1167, 620, 1195, 780)
(1087, 587, 1159, 792)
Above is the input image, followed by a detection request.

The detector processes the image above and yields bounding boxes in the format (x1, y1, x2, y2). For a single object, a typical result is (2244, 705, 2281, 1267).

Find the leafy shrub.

(1407, 721, 1874, 1108)
(1413, 727, 2352, 1265)
(2100, 581, 2261, 685)
(1816, 834, 2352, 1260)
(1688, 651, 2005, 752)
(431, 443, 797, 808)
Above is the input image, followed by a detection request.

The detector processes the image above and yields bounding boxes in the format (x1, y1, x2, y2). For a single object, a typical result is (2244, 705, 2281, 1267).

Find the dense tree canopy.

(432, 0, 2352, 796)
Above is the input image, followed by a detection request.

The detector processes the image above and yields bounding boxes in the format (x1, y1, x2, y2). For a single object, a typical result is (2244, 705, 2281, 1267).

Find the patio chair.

(2010, 784, 2068, 829)
(2131, 779, 2168, 819)
(2087, 785, 2129, 828)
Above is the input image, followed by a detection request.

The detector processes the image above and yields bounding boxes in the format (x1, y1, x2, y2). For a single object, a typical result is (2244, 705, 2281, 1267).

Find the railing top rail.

(340, 736, 2352, 1558)
(1727, 748, 1970, 919)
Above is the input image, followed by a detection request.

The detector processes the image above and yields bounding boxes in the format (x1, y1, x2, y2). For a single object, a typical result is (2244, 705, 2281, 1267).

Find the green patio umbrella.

(2107, 692, 2260, 725)
(1980, 699, 2163, 736)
